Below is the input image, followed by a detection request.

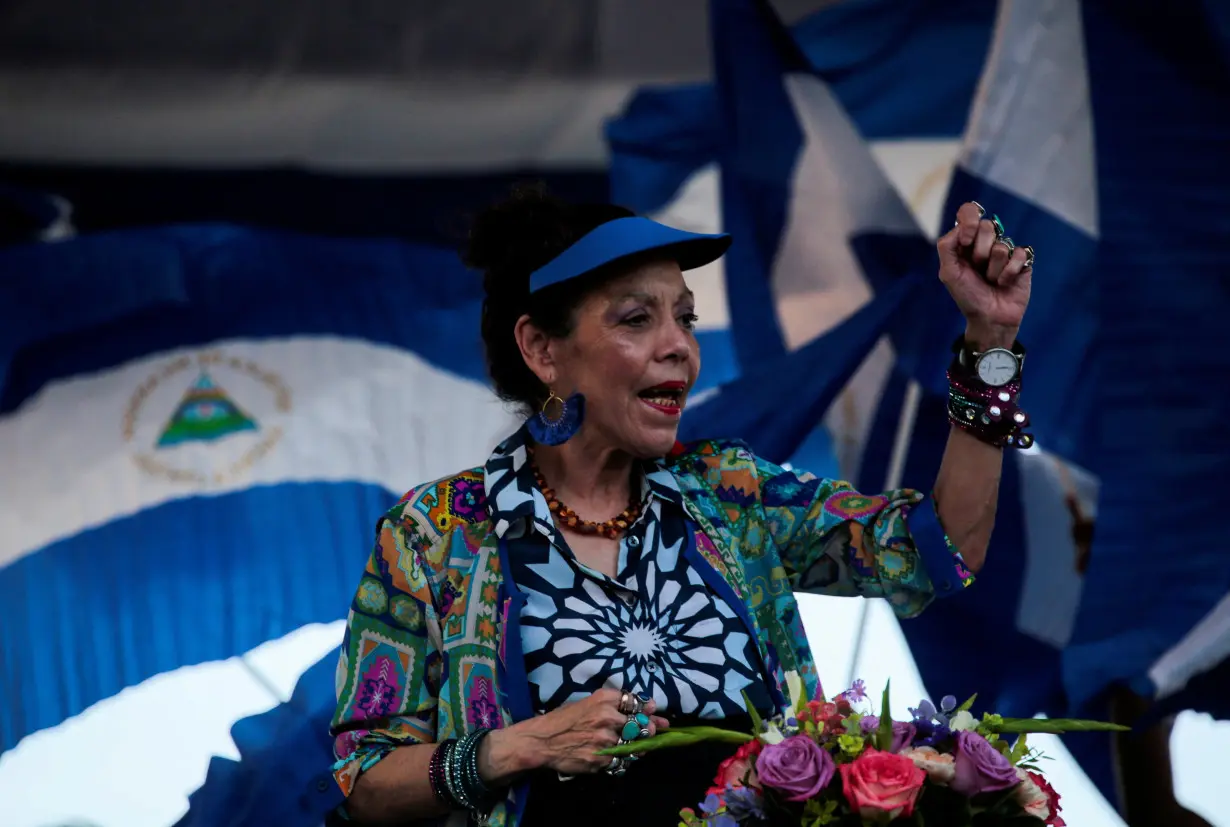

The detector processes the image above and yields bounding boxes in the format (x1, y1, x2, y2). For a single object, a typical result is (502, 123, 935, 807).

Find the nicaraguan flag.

(0, 224, 520, 753)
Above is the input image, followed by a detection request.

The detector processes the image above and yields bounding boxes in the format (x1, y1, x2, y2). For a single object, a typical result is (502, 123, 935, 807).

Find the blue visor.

(528, 217, 732, 293)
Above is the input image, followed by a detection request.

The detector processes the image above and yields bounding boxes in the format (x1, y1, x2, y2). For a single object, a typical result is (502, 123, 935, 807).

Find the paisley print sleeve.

(329, 499, 444, 798)
(753, 455, 974, 618)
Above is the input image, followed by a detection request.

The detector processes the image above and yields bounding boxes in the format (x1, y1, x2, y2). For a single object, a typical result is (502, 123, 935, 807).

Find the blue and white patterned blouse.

(484, 428, 775, 719)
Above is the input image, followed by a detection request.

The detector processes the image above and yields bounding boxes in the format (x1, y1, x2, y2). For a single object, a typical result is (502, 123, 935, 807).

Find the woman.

(328, 185, 1035, 826)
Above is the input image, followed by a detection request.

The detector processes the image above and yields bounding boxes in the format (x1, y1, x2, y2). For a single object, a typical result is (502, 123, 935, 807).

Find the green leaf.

(598, 725, 751, 757)
(743, 689, 764, 736)
(989, 717, 1130, 734)
(957, 693, 978, 712)
(877, 680, 894, 752)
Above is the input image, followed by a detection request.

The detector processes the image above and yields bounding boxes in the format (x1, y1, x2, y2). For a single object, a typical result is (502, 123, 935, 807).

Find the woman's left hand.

(936, 202, 1033, 348)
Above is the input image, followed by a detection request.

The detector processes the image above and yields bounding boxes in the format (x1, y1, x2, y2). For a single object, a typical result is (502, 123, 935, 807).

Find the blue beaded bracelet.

(447, 729, 494, 814)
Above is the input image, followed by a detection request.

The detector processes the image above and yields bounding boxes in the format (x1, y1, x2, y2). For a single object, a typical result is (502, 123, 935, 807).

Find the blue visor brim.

(528, 216, 732, 294)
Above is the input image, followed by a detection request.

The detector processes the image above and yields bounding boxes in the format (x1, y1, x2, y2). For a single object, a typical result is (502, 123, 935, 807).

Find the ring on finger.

(617, 692, 645, 716)
(990, 214, 1006, 238)
(1022, 245, 1035, 269)
(997, 236, 1015, 254)
(619, 713, 652, 742)
(603, 755, 627, 776)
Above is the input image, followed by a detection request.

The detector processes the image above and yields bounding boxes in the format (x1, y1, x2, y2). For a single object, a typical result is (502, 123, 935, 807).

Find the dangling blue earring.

(527, 389, 584, 446)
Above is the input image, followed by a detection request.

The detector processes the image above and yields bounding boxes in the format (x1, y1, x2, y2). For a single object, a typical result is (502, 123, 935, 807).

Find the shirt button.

(647, 662, 658, 673)
(627, 535, 641, 549)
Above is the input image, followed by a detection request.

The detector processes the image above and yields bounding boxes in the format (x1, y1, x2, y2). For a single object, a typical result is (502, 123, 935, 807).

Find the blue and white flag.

(879, 0, 1118, 799)
(703, 0, 943, 487)
(931, 0, 1100, 467)
(0, 225, 519, 752)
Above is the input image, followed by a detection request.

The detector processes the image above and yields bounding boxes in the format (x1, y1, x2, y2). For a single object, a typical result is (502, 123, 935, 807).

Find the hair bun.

(462, 182, 574, 280)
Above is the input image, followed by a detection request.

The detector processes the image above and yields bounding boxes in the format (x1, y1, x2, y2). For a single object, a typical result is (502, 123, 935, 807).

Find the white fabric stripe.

(1015, 448, 1094, 649)
(960, 0, 1099, 238)
(1149, 592, 1230, 701)
(772, 73, 921, 352)
(0, 336, 521, 569)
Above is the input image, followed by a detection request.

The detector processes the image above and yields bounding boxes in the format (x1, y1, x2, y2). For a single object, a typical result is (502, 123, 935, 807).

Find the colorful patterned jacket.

(329, 438, 973, 826)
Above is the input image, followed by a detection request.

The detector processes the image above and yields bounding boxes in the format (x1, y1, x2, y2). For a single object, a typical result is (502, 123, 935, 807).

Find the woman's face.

(525, 258, 701, 458)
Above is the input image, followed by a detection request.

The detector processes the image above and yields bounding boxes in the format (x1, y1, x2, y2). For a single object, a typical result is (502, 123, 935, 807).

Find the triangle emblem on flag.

(156, 370, 258, 448)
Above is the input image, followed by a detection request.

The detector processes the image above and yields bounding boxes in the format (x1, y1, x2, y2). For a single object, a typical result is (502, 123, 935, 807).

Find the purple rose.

(857, 717, 916, 752)
(951, 731, 1019, 796)
(756, 735, 836, 802)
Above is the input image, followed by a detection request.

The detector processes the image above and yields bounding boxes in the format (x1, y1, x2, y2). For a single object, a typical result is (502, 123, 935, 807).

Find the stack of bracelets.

(947, 338, 1035, 450)
(429, 729, 497, 819)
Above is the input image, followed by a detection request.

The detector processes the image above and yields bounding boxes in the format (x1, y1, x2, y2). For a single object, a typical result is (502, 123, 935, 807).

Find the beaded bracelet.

(456, 730, 494, 809)
(434, 729, 495, 815)
(946, 368, 1034, 449)
(428, 739, 456, 806)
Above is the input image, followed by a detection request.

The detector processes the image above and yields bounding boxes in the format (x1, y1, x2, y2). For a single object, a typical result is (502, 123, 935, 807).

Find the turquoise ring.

(990, 214, 1006, 238)
(620, 713, 652, 742)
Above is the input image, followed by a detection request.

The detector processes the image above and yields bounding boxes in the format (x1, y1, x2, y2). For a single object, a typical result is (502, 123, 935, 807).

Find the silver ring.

(617, 692, 646, 716)
(998, 236, 1015, 254)
(1022, 245, 1035, 269)
(603, 755, 627, 776)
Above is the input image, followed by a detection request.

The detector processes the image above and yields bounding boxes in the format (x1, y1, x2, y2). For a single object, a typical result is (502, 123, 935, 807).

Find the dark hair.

(464, 182, 635, 412)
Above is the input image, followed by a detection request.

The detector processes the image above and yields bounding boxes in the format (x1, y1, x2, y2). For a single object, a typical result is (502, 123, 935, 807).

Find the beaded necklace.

(530, 462, 642, 540)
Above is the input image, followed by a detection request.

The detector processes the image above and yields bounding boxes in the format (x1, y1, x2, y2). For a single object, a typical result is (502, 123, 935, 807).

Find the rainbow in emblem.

(156, 371, 258, 448)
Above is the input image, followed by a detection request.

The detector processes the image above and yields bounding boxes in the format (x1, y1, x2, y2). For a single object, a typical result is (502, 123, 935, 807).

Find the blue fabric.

(0, 481, 392, 754)
(607, 0, 995, 216)
(0, 164, 609, 247)
(710, 0, 803, 364)
(0, 225, 489, 412)
(905, 496, 966, 598)
(528, 216, 730, 293)
(678, 274, 919, 463)
(1063, 0, 1230, 721)
(173, 654, 344, 827)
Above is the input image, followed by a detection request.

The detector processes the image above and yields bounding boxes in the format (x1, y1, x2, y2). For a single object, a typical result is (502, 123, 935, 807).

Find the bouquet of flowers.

(603, 676, 1126, 827)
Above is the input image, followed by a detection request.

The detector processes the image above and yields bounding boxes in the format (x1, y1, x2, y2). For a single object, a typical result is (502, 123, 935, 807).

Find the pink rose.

(839, 748, 926, 822)
(951, 731, 1019, 797)
(755, 735, 835, 802)
(712, 739, 763, 791)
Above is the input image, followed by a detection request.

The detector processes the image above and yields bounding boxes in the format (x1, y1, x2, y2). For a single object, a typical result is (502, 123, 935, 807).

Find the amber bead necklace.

(528, 453, 642, 540)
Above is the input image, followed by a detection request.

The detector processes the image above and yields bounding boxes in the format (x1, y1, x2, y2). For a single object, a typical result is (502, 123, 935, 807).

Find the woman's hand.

(937, 202, 1033, 349)
(483, 688, 670, 779)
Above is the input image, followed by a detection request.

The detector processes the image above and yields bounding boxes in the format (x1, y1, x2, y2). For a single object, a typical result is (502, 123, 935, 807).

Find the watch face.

(975, 349, 1018, 386)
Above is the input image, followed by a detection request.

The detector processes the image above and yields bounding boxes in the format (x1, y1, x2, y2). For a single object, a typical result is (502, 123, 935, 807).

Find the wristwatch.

(952, 336, 1026, 387)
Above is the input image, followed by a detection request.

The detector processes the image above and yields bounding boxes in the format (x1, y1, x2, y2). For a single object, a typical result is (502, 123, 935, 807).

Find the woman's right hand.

(491, 688, 670, 777)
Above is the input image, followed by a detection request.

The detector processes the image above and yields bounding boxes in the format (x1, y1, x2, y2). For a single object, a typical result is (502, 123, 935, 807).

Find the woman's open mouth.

(638, 382, 687, 416)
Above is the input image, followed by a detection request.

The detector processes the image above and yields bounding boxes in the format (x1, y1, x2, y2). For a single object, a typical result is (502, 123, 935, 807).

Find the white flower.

(784, 670, 807, 713)
(948, 710, 978, 732)
(903, 746, 956, 785)
(759, 721, 786, 745)
(1014, 768, 1051, 819)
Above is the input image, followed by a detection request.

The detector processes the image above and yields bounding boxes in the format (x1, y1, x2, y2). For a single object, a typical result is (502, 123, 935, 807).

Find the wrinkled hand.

(510, 688, 669, 775)
(937, 202, 1033, 348)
